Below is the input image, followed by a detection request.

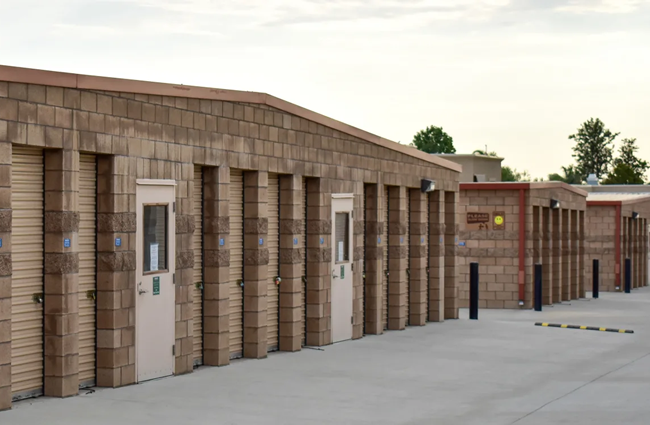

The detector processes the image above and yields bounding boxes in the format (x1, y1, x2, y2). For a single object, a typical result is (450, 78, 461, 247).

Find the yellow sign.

(493, 211, 506, 230)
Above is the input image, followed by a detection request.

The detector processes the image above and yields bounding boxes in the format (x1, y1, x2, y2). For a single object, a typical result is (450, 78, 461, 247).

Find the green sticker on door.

(153, 276, 160, 295)
(340, 265, 345, 279)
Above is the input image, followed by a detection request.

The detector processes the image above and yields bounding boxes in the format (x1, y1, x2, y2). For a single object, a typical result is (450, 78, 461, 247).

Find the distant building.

(434, 153, 503, 183)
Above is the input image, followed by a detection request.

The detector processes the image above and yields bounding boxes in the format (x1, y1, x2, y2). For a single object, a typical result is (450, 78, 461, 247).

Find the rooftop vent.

(586, 174, 599, 185)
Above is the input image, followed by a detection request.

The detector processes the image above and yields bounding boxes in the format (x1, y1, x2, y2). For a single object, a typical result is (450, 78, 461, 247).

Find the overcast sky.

(1, 0, 648, 178)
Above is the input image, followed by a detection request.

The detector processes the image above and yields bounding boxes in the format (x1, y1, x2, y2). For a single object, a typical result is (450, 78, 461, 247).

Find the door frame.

(331, 193, 354, 343)
(135, 179, 176, 382)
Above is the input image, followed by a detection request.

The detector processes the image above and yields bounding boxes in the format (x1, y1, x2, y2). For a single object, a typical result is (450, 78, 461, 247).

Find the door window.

(143, 204, 168, 273)
(335, 212, 350, 263)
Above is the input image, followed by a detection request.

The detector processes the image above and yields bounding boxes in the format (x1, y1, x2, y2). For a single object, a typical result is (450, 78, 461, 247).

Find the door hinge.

(172, 345, 175, 356)
(351, 263, 354, 272)
(173, 202, 176, 213)
(351, 316, 353, 324)
(173, 273, 176, 284)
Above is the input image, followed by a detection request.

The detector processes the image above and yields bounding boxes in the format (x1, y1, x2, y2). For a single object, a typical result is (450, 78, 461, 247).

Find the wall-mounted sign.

(115, 237, 121, 247)
(466, 212, 490, 230)
(293, 238, 298, 245)
(64, 238, 71, 248)
(459, 241, 466, 247)
(219, 238, 225, 246)
(320, 237, 324, 245)
(259, 238, 264, 245)
(0, 238, 3, 248)
(493, 211, 506, 230)
(340, 265, 345, 279)
(153, 276, 160, 296)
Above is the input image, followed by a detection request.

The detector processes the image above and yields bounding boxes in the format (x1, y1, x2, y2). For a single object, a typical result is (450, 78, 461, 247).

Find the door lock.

(138, 282, 148, 295)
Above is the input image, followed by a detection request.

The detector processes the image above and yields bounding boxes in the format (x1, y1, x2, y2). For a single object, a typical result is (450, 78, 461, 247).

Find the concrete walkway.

(5, 288, 650, 425)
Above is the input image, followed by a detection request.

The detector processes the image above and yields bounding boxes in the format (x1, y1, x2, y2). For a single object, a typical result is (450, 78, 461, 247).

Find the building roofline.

(435, 153, 505, 161)
(587, 194, 650, 206)
(460, 181, 588, 197)
(0, 64, 463, 173)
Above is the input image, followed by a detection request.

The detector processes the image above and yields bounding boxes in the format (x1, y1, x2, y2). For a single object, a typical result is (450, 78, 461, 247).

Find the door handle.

(138, 282, 148, 295)
(332, 269, 338, 279)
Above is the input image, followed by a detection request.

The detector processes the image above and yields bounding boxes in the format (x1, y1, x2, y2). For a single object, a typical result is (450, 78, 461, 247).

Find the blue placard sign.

(459, 241, 466, 247)
(219, 238, 225, 246)
(378, 237, 381, 244)
(293, 238, 298, 245)
(320, 237, 324, 245)
(0, 238, 2, 248)
(259, 238, 264, 245)
(115, 237, 121, 247)
(64, 238, 71, 248)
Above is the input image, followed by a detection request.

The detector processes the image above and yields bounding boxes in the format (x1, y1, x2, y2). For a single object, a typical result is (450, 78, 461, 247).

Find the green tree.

(502, 166, 530, 182)
(412, 126, 455, 154)
(602, 163, 644, 184)
(614, 138, 648, 181)
(548, 165, 582, 184)
(569, 118, 619, 179)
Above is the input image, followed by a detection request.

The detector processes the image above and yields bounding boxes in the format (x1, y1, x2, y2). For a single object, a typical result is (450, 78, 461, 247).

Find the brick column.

(0, 141, 11, 410)
(278, 175, 303, 352)
(579, 211, 586, 298)
(552, 208, 561, 303)
(428, 191, 445, 322)
(203, 166, 230, 366)
(96, 155, 136, 388)
(444, 191, 459, 319)
(174, 163, 194, 375)
(363, 184, 383, 334)
(641, 218, 648, 286)
(408, 189, 427, 326)
(352, 186, 364, 339)
(243, 171, 268, 358)
(387, 186, 407, 330)
(570, 210, 579, 299)
(43, 149, 79, 397)
(305, 178, 331, 346)
(542, 207, 552, 305)
(561, 209, 570, 301)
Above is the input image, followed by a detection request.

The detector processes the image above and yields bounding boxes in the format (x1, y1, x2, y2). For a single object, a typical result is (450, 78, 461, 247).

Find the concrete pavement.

(4, 288, 650, 425)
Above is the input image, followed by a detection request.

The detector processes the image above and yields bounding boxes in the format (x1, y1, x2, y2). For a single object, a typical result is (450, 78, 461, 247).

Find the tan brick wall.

(0, 79, 460, 409)
(459, 185, 586, 309)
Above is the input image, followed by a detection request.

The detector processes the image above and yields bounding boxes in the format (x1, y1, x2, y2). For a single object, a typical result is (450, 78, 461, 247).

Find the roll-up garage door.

(383, 186, 388, 330)
(301, 178, 306, 347)
(406, 190, 410, 325)
(193, 166, 203, 366)
(229, 170, 244, 359)
(11, 147, 44, 400)
(267, 174, 279, 352)
(78, 154, 97, 388)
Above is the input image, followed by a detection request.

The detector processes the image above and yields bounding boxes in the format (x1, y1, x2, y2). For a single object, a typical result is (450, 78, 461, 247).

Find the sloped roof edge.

(0, 64, 462, 173)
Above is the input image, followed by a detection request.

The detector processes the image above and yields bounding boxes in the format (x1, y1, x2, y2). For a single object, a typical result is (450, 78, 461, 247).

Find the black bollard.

(592, 259, 599, 299)
(534, 263, 542, 311)
(625, 258, 631, 293)
(470, 262, 479, 320)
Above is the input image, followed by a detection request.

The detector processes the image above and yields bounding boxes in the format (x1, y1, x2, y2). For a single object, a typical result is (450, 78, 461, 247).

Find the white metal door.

(136, 181, 176, 382)
(192, 166, 203, 366)
(11, 147, 44, 400)
(331, 195, 354, 343)
(78, 154, 97, 387)
(267, 174, 279, 351)
(229, 170, 244, 358)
